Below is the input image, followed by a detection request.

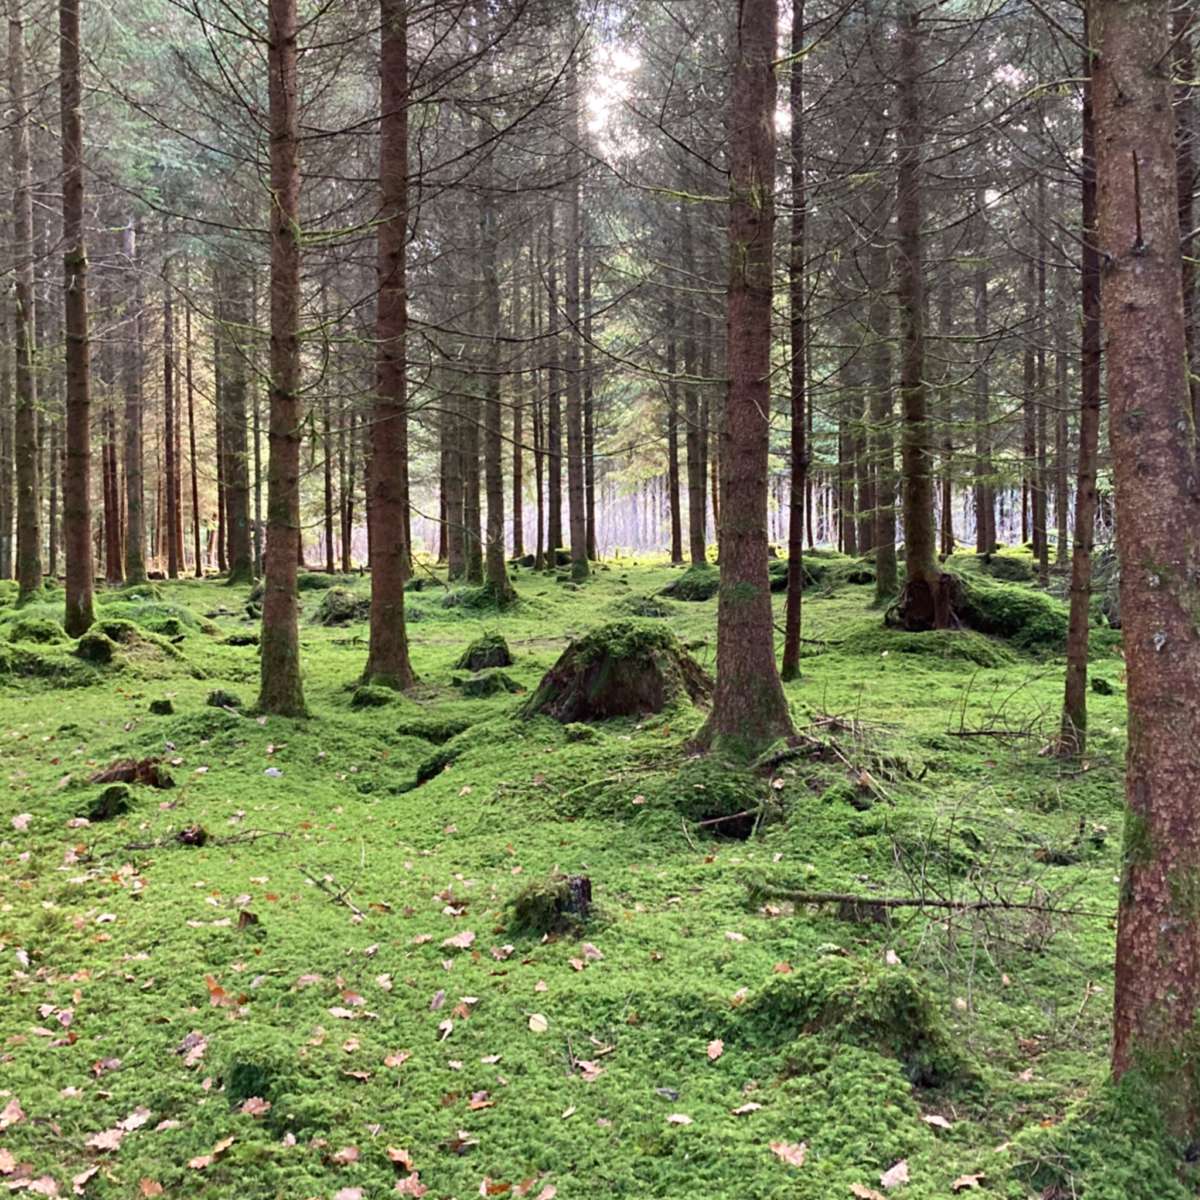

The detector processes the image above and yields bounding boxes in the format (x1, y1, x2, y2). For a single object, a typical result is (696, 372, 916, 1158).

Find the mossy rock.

(105, 581, 164, 602)
(207, 688, 244, 709)
(223, 631, 259, 647)
(563, 722, 599, 743)
(839, 620, 1016, 668)
(395, 714, 474, 745)
(955, 573, 1068, 653)
(442, 584, 513, 611)
(612, 593, 675, 618)
(978, 552, 1035, 582)
(314, 587, 370, 626)
(94, 617, 142, 644)
(661, 564, 720, 602)
(7, 616, 68, 645)
(149, 698, 175, 716)
(297, 571, 337, 591)
(452, 669, 522, 698)
(522, 620, 712, 723)
(87, 783, 133, 822)
(739, 954, 966, 1087)
(350, 684, 396, 709)
(74, 631, 117, 664)
(508, 872, 592, 936)
(456, 631, 513, 671)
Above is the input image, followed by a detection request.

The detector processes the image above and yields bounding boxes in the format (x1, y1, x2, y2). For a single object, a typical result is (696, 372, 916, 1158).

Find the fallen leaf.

(770, 1141, 807, 1167)
(561, 1105, 576, 1119)
(0, 1097, 25, 1129)
(331, 1146, 359, 1166)
(922, 1113, 952, 1130)
(885, 949, 902, 966)
(118, 1107, 152, 1132)
(730, 1102, 762, 1116)
(437, 1019, 454, 1041)
(469, 1091, 494, 1110)
(138, 1183, 164, 1198)
(239, 1097, 271, 1117)
(581, 943, 603, 960)
(394, 1174, 428, 1196)
(11, 813, 31, 831)
(707, 1039, 724, 1061)
(385, 1050, 412, 1068)
(176, 1031, 207, 1067)
(442, 930, 476, 950)
(333, 1189, 364, 1200)
(666, 1113, 693, 1126)
(880, 1159, 909, 1189)
(188, 1135, 234, 1170)
(479, 1177, 511, 1196)
(490, 945, 514, 961)
(27, 1178, 59, 1197)
(387, 1147, 415, 1169)
(528, 1013, 548, 1034)
(951, 1174, 984, 1192)
(0, 1149, 14, 1174)
(69, 1167, 98, 1196)
(849, 1185, 886, 1200)
(729, 987, 749, 1008)
(725, 931, 747, 943)
(85, 1129, 124, 1152)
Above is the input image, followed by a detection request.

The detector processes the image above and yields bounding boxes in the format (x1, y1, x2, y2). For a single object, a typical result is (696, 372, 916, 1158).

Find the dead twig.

(297, 863, 365, 918)
(122, 828, 289, 851)
(749, 884, 1110, 919)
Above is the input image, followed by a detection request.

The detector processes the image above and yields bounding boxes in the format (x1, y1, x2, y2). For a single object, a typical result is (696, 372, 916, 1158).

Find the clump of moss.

(563, 722, 599, 743)
(314, 586, 370, 626)
(453, 669, 522, 698)
(508, 872, 592, 936)
(87, 783, 133, 822)
(351, 684, 396, 709)
(955, 573, 1069, 652)
(297, 571, 339, 591)
(456, 631, 513, 671)
(612, 592, 675, 618)
(661, 563, 720, 601)
(223, 631, 259, 647)
(740, 954, 967, 1086)
(1091, 675, 1115, 695)
(149, 698, 175, 715)
(839, 620, 1016, 668)
(75, 630, 117, 664)
(521, 620, 712, 722)
(668, 755, 768, 832)
(395, 714, 474, 744)
(7, 616, 68, 644)
(207, 688, 244, 709)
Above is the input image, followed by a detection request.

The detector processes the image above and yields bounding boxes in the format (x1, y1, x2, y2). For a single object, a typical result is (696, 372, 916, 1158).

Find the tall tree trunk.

(1060, 32, 1104, 752)
(323, 391, 334, 572)
(1054, 321, 1069, 566)
(462, 382, 483, 583)
(583, 231, 597, 560)
(682, 211, 707, 565)
(218, 266, 253, 583)
(972, 190, 994, 554)
(781, 0, 808, 680)
(47, 415, 58, 581)
(511, 268, 525, 558)
(896, 0, 946, 630)
(257, 0, 306, 715)
(186, 303, 203, 577)
(546, 206, 563, 559)
(869, 235, 898, 599)
(564, 110, 588, 581)
(60, 0, 93, 634)
(444, 387, 465, 578)
(364, 0, 416, 688)
(697, 0, 793, 753)
(1098, 0, 1200, 1129)
(1035, 178, 1049, 584)
(0, 322, 12, 581)
(122, 221, 147, 582)
(1177, 5, 1198, 424)
(10, 8, 41, 601)
(666, 306, 684, 564)
(103, 408, 121, 582)
(163, 242, 179, 579)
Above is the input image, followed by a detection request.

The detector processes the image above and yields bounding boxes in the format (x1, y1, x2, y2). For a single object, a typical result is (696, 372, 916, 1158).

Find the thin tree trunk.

(122, 221, 147, 582)
(1060, 34, 1103, 754)
(869, 218, 897, 599)
(666, 306, 683, 564)
(186, 303, 202, 577)
(1097, 0, 1200, 1129)
(10, 7, 41, 600)
(697, 0, 793, 752)
(0, 320, 12, 581)
(60, 0, 93, 634)
(972, 190, 994, 554)
(583, 231, 597, 560)
(511, 267, 524, 558)
(364, 0, 417, 688)
(564, 111, 588, 580)
(163, 240, 179, 579)
(546, 205, 562, 558)
(47, 414, 58, 581)
(257, 0, 306, 715)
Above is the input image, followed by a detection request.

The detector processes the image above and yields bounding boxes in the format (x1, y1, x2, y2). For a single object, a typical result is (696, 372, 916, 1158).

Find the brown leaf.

(0, 1097, 26, 1129)
(442, 930, 476, 950)
(384, 1050, 412, 1068)
(880, 1160, 909, 1190)
(849, 1185, 886, 1200)
(730, 1102, 762, 1116)
(665, 1114, 693, 1126)
(770, 1141, 807, 1167)
(951, 1174, 984, 1192)
(468, 1091, 494, 1110)
(387, 1147, 415, 1170)
(0, 1149, 15, 1174)
(331, 1146, 359, 1166)
(188, 1135, 234, 1170)
(333, 1190, 364, 1200)
(239, 1097, 271, 1117)
(394, 1174, 428, 1196)
(118, 1107, 152, 1132)
(707, 1039, 724, 1061)
(84, 1129, 124, 1152)
(27, 1178, 59, 1197)
(71, 1167, 98, 1196)
(137, 1182, 164, 1198)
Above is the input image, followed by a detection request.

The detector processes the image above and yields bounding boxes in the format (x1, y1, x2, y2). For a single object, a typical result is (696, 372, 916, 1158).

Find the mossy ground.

(0, 559, 1163, 1198)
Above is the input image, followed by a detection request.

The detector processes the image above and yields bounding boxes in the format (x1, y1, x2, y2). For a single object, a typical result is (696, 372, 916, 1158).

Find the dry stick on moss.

(297, 863, 365, 918)
(750, 885, 1110, 919)
(122, 829, 289, 850)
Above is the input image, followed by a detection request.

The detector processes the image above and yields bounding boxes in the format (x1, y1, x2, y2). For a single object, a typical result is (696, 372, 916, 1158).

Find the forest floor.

(0, 553, 1183, 1199)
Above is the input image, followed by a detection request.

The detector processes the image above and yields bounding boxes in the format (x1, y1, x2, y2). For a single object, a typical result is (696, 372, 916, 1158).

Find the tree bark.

(60, 0, 93, 634)
(217, 265, 253, 583)
(364, 0, 417, 688)
(10, 7, 41, 601)
(1096, 0, 1200, 1129)
(546, 205, 563, 558)
(162, 242, 179, 579)
(121, 221, 147, 583)
(564, 110, 588, 581)
(665, 304, 684, 564)
(972, 190, 995, 554)
(257, 0, 306, 715)
(185, 301, 202, 577)
(696, 0, 793, 754)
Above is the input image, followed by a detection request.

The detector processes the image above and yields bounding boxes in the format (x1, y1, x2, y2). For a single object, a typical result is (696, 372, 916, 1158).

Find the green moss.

(207, 688, 245, 709)
(839, 620, 1016, 667)
(661, 564, 720, 601)
(6, 616, 68, 644)
(455, 631, 513, 670)
(508, 872, 592, 936)
(452, 669, 522, 698)
(74, 630, 117, 663)
(350, 684, 396, 709)
(313, 586, 370, 625)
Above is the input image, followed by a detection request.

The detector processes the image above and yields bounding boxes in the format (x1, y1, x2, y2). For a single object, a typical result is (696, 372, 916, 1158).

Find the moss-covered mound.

(6, 616, 67, 644)
(455, 631, 513, 671)
(521, 620, 712, 722)
(452, 669, 522, 698)
(739, 954, 966, 1087)
(955, 573, 1068, 652)
(661, 563, 720, 601)
(74, 630, 118, 664)
(611, 593, 675, 618)
(350, 684, 396, 709)
(507, 872, 592, 936)
(314, 587, 370, 625)
(839, 620, 1016, 668)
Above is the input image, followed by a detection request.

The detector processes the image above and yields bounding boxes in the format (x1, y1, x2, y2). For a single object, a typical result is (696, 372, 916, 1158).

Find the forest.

(0, 0, 1195, 1195)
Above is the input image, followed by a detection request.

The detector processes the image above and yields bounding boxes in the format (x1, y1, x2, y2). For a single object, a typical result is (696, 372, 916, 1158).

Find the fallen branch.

(122, 828, 289, 851)
(749, 884, 1110, 919)
(297, 863, 365, 918)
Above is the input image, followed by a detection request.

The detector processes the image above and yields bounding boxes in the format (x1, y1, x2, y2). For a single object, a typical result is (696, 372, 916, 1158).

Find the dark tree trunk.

(462, 382, 483, 584)
(0, 328, 12, 580)
(122, 221, 147, 583)
(869, 234, 897, 600)
(1176, 5, 1198, 425)
(896, 1, 946, 629)
(697, 0, 793, 753)
(11, 10, 41, 601)
(546, 206, 563, 558)
(511, 268, 525, 558)
(1060, 33, 1104, 754)
(162, 243, 179, 579)
(364, 0, 416, 689)
(682, 212, 707, 565)
(444, 388, 465, 578)
(47, 415, 58, 581)
(217, 266, 253, 583)
(972, 191, 994, 554)
(1094, 0, 1200, 1129)
(60, 0, 93, 634)
(564, 124, 588, 581)
(666, 309, 683, 565)
(186, 303, 202, 577)
(103, 408, 121, 583)
(781, 0, 807, 681)
(257, 0, 306, 715)
(1054, 324, 1069, 566)
(583, 232, 597, 560)
(322, 392, 334, 573)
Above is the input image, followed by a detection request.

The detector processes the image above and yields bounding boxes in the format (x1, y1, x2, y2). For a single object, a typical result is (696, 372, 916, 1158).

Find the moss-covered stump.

(452, 669, 522, 698)
(456, 632, 513, 671)
(314, 587, 370, 626)
(509, 873, 592, 935)
(74, 631, 117, 664)
(149, 698, 175, 715)
(661, 563, 720, 601)
(521, 620, 712, 722)
(88, 783, 133, 821)
(207, 688, 244, 710)
(350, 684, 396, 709)
(89, 757, 174, 789)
